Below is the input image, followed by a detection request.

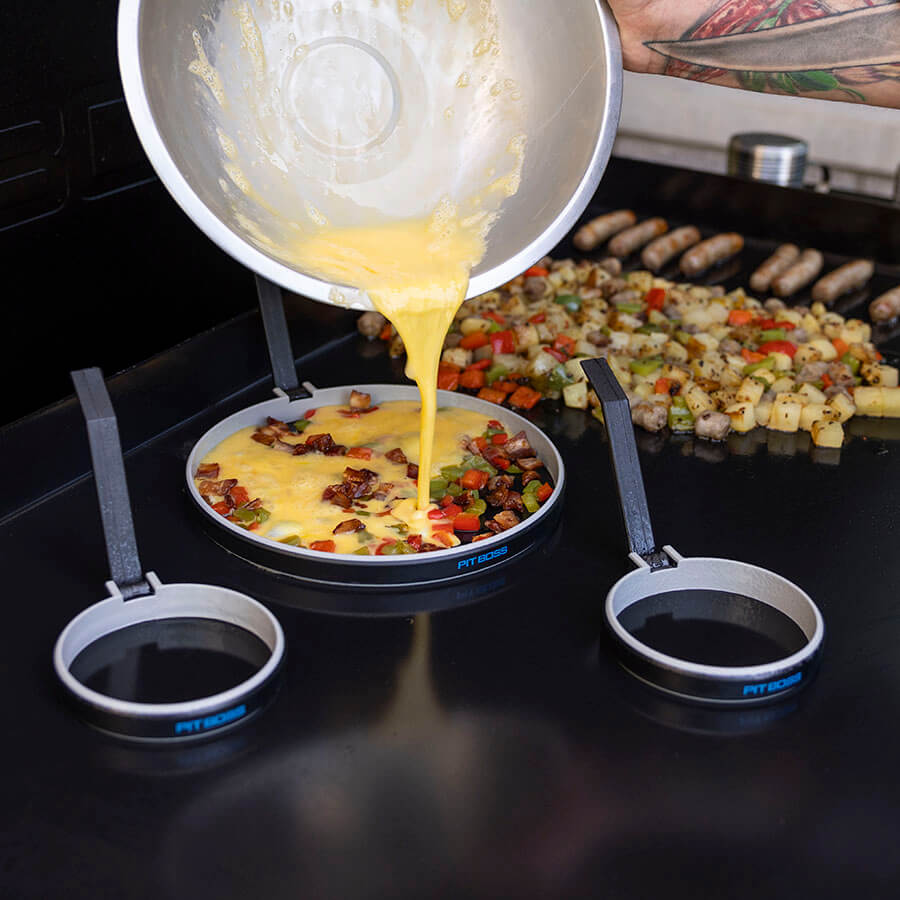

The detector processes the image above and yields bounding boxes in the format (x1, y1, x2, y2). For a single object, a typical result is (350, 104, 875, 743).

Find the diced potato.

(862, 363, 899, 388)
(574, 340, 598, 357)
(725, 401, 756, 433)
(854, 386, 884, 418)
(820, 314, 845, 340)
(626, 270, 654, 294)
(684, 385, 714, 417)
(660, 364, 691, 386)
(664, 340, 689, 364)
(800, 313, 821, 335)
(617, 313, 644, 331)
(711, 388, 737, 410)
(793, 345, 823, 366)
(798, 383, 827, 405)
(777, 309, 802, 326)
(632, 382, 654, 401)
(810, 301, 827, 317)
(460, 317, 491, 336)
(769, 399, 802, 433)
(708, 325, 732, 342)
(493, 353, 525, 374)
(607, 355, 632, 389)
(442, 347, 472, 368)
(828, 391, 856, 423)
(755, 400, 773, 427)
(562, 381, 589, 410)
(808, 338, 838, 362)
(770, 351, 793, 372)
(771, 377, 796, 394)
(692, 332, 720, 352)
(531, 350, 563, 378)
(629, 333, 662, 357)
(718, 366, 743, 389)
(682, 308, 714, 330)
(751, 368, 777, 387)
(840, 319, 870, 344)
(608, 331, 631, 351)
(883, 387, 900, 418)
(775, 391, 807, 406)
(564, 358, 587, 382)
(800, 403, 827, 432)
(513, 324, 539, 349)
(724, 353, 748, 373)
(811, 420, 844, 449)
(736, 377, 765, 405)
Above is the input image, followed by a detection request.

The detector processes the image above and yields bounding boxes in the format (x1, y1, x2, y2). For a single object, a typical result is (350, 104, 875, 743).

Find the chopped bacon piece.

(333, 519, 365, 535)
(198, 478, 237, 497)
(504, 430, 534, 460)
(517, 457, 544, 471)
(273, 439, 297, 453)
(349, 390, 372, 410)
(385, 448, 408, 465)
(347, 447, 373, 460)
(491, 510, 521, 532)
(521, 470, 541, 485)
(196, 463, 220, 479)
(229, 486, 250, 507)
(251, 432, 276, 446)
(407, 463, 419, 481)
(472, 533, 494, 543)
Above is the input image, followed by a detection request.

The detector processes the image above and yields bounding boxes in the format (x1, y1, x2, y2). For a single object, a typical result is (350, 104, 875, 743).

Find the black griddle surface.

(4, 158, 900, 898)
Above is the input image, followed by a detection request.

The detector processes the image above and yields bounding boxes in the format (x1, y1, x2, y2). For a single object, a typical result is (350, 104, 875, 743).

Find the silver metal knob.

(727, 133, 808, 188)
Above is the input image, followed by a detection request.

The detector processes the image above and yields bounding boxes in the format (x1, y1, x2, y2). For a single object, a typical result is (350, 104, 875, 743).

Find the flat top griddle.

(4, 157, 900, 899)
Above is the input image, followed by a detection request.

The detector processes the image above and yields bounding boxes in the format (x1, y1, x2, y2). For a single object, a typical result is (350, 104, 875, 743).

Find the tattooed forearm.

(610, 0, 900, 108)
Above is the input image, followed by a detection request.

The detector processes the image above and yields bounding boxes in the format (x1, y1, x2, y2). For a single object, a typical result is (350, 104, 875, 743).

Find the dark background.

(1, 0, 256, 426)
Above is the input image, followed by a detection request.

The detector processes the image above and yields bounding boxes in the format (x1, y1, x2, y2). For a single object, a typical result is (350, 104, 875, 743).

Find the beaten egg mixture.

(198, 401, 491, 554)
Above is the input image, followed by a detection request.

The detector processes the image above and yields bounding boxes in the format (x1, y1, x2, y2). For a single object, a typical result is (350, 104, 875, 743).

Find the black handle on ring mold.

(71, 368, 151, 600)
(255, 274, 312, 401)
(580, 358, 671, 571)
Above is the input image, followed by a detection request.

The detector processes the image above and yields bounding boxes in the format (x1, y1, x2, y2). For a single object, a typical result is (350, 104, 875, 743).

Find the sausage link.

(771, 249, 824, 298)
(640, 225, 701, 271)
(679, 233, 744, 278)
(870, 286, 900, 323)
(749, 243, 800, 294)
(609, 217, 668, 258)
(573, 210, 637, 251)
(811, 259, 875, 305)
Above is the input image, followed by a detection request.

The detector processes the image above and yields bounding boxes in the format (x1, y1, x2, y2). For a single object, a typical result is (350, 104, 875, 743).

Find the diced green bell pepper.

(668, 407, 695, 433)
(758, 328, 786, 343)
(465, 499, 487, 518)
(742, 357, 776, 376)
(615, 302, 643, 315)
(555, 294, 582, 313)
(842, 352, 861, 375)
(629, 357, 663, 376)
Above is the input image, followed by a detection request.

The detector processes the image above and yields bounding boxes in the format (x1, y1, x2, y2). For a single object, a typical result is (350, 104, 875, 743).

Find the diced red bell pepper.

(529, 313, 546, 324)
(459, 369, 486, 390)
(453, 514, 482, 533)
(832, 338, 849, 357)
(645, 287, 667, 311)
(346, 447, 373, 460)
(492, 457, 511, 471)
(433, 531, 455, 546)
(545, 346, 568, 363)
(757, 340, 797, 359)
(211, 501, 231, 516)
(437, 363, 460, 392)
(477, 387, 508, 405)
(775, 321, 796, 331)
(440, 493, 456, 507)
(304, 409, 317, 419)
(491, 433, 508, 445)
(553, 334, 576, 355)
(654, 377, 672, 395)
(484, 311, 506, 325)
(442, 504, 463, 520)
(431, 522, 455, 534)
(728, 309, 754, 326)
(467, 358, 493, 370)
(407, 535, 423, 551)
(490, 330, 516, 354)
(376, 540, 398, 555)
(487, 419, 504, 430)
(822, 373, 834, 389)
(508, 386, 542, 410)
(229, 486, 250, 507)
(428, 508, 447, 520)
(460, 331, 490, 350)
(379, 324, 393, 341)
(472, 436, 489, 452)
(525, 265, 549, 278)
(461, 469, 489, 491)
(310, 540, 336, 553)
(741, 348, 766, 364)
(757, 318, 778, 330)
(536, 484, 553, 502)
(492, 381, 518, 394)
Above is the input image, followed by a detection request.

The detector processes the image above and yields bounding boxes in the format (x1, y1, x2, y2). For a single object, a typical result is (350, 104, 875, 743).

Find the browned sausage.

(749, 243, 800, 294)
(870, 286, 900, 322)
(609, 218, 668, 258)
(641, 225, 702, 271)
(597, 257, 622, 276)
(573, 210, 637, 251)
(679, 233, 744, 278)
(771, 249, 824, 298)
(812, 259, 875, 305)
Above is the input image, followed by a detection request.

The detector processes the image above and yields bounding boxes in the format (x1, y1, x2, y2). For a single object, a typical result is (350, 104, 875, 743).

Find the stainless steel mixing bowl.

(118, 0, 622, 308)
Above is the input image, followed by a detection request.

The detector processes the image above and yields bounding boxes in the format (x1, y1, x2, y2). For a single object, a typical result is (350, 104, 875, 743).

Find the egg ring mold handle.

(54, 368, 285, 742)
(582, 358, 824, 706)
